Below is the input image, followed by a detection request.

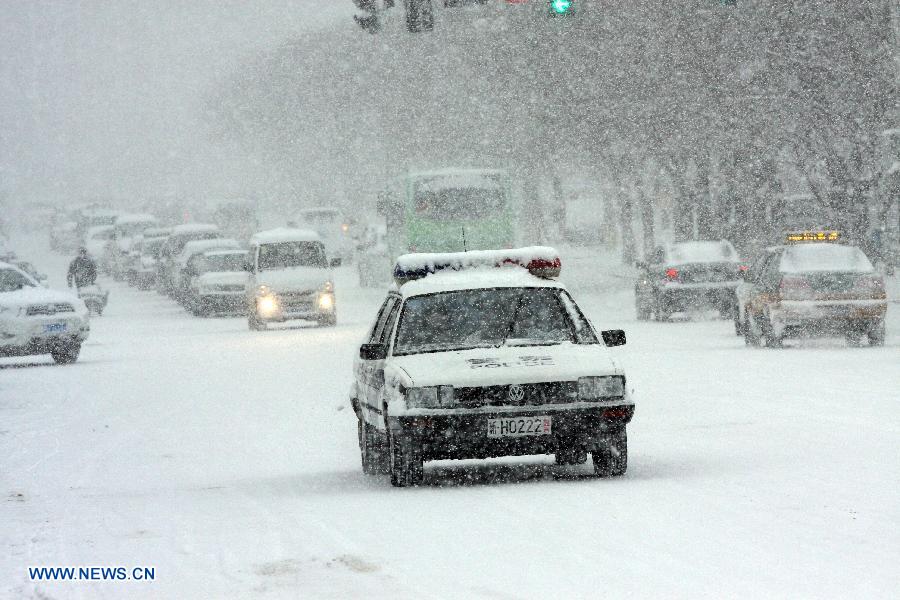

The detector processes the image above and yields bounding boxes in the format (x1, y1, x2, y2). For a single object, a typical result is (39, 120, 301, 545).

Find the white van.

(246, 228, 337, 330)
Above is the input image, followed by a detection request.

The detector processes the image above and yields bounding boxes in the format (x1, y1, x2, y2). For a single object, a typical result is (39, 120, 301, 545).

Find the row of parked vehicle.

(633, 233, 888, 347)
(98, 220, 340, 330)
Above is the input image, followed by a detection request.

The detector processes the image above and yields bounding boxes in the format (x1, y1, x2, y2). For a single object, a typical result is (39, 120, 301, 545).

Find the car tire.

(50, 342, 81, 365)
(635, 297, 651, 321)
(248, 314, 267, 331)
(592, 428, 627, 477)
(555, 443, 587, 466)
(358, 421, 383, 476)
(867, 322, 886, 347)
(654, 295, 670, 322)
(389, 432, 424, 487)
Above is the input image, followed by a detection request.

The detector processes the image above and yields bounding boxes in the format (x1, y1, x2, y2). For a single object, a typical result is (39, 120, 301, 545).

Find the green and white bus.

(378, 168, 516, 258)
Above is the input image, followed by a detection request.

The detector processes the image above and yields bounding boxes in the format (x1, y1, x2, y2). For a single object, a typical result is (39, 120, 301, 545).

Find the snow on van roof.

(116, 213, 158, 225)
(780, 244, 874, 273)
(203, 248, 248, 257)
(178, 238, 241, 261)
(171, 223, 219, 235)
(251, 228, 321, 244)
(667, 240, 738, 264)
(398, 266, 565, 298)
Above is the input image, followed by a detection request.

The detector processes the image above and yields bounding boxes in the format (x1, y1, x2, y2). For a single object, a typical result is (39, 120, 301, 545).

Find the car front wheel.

(389, 432, 424, 487)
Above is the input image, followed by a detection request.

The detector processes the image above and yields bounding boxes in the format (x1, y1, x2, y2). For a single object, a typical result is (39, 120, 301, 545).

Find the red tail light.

(738, 265, 749, 272)
(665, 268, 679, 281)
(779, 276, 813, 300)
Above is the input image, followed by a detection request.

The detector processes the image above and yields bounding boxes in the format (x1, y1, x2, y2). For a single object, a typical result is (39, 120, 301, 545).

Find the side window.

(379, 301, 401, 346)
(559, 291, 599, 344)
(368, 297, 397, 344)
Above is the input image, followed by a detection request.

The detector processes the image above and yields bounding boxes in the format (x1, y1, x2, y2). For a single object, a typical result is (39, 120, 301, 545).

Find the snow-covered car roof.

(141, 227, 171, 238)
(666, 240, 739, 264)
(170, 223, 219, 235)
(397, 266, 566, 298)
(178, 238, 241, 262)
(250, 227, 322, 245)
(115, 213, 158, 225)
(203, 248, 248, 257)
(780, 243, 874, 273)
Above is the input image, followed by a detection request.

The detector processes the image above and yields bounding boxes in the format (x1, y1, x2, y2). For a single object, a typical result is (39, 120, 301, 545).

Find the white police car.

(350, 248, 634, 487)
(0, 262, 90, 364)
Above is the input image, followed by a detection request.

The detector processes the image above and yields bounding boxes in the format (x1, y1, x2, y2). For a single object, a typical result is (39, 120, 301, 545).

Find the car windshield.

(0, 268, 36, 292)
(392, 287, 590, 356)
(257, 242, 326, 270)
(201, 253, 248, 273)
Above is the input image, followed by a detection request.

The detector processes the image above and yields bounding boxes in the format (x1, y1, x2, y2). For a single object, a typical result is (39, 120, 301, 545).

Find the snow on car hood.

(389, 343, 621, 389)
(255, 267, 331, 293)
(0, 285, 87, 313)
(198, 271, 249, 287)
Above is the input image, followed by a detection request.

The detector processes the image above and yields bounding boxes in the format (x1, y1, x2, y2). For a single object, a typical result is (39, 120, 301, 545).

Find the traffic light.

(548, 0, 575, 17)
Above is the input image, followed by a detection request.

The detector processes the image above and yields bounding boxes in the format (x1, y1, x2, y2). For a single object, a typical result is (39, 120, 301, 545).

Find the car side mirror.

(359, 343, 387, 361)
(330, 258, 342, 268)
(601, 330, 626, 347)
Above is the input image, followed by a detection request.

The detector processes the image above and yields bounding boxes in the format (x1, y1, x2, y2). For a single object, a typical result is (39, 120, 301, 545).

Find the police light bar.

(393, 247, 562, 285)
(786, 230, 840, 243)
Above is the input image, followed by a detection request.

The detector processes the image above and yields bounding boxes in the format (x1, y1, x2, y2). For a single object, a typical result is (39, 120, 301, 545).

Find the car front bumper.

(0, 316, 90, 357)
(388, 405, 635, 461)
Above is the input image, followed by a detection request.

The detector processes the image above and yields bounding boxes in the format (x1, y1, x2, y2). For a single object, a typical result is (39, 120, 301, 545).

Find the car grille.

(455, 381, 579, 408)
(26, 303, 75, 316)
(678, 263, 739, 283)
(278, 290, 315, 310)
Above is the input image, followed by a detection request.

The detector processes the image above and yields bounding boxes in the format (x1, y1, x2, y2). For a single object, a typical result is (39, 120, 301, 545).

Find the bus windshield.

(412, 186, 505, 221)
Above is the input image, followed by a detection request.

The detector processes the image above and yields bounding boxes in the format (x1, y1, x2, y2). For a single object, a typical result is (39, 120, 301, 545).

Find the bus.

(378, 168, 516, 259)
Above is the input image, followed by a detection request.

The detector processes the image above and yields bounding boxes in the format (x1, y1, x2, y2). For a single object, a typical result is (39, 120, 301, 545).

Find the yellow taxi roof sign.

(786, 230, 840, 243)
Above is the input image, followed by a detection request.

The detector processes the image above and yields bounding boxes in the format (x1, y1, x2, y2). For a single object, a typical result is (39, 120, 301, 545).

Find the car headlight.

(404, 385, 454, 409)
(317, 292, 335, 311)
(257, 294, 278, 317)
(578, 376, 625, 400)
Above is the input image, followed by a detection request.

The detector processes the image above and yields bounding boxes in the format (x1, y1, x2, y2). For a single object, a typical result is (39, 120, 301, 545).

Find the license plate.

(43, 322, 67, 333)
(487, 416, 552, 438)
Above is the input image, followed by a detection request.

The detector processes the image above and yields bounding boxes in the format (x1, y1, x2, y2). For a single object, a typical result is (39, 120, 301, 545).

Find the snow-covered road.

(2, 241, 899, 599)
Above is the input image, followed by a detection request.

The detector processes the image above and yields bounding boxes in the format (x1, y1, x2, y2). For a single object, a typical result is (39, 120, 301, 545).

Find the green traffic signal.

(548, 0, 574, 16)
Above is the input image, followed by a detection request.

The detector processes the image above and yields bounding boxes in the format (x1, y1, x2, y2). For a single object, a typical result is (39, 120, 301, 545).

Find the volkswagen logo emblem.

(507, 384, 525, 403)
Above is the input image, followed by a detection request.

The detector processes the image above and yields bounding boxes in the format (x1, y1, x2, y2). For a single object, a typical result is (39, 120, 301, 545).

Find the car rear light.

(854, 275, 886, 299)
(738, 265, 749, 272)
(665, 268, 679, 281)
(779, 276, 813, 300)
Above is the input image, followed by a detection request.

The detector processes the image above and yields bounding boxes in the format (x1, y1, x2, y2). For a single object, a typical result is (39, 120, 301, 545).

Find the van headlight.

(257, 294, 279, 317)
(317, 292, 335, 311)
(578, 376, 625, 400)
(404, 386, 454, 409)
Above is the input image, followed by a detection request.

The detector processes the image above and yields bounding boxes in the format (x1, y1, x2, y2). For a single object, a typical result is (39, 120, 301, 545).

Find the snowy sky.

(0, 0, 354, 205)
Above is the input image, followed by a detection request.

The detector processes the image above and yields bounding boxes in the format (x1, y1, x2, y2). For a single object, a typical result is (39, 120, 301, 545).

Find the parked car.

(156, 224, 221, 296)
(186, 249, 250, 316)
(635, 240, 743, 321)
